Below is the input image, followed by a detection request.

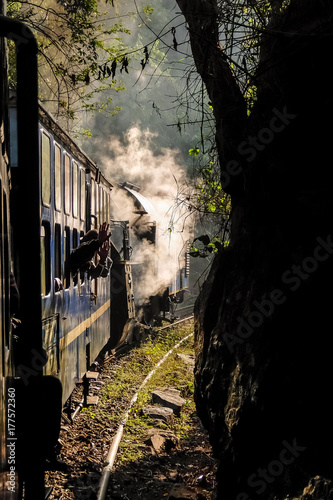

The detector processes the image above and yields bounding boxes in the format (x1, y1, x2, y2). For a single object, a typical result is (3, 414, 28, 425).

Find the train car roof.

(9, 91, 113, 190)
(38, 105, 113, 190)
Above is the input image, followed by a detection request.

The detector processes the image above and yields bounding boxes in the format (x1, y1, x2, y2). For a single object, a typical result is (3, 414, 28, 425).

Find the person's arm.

(70, 239, 100, 275)
(99, 257, 112, 278)
(98, 222, 111, 245)
(88, 242, 112, 279)
(98, 241, 112, 277)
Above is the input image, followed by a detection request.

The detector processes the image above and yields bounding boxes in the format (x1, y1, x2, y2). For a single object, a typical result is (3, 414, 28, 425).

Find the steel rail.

(67, 316, 194, 423)
(155, 314, 194, 332)
(96, 331, 194, 500)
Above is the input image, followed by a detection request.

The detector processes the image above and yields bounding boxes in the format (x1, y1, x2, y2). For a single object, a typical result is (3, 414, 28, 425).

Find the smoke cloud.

(98, 125, 193, 304)
(77, 1, 199, 307)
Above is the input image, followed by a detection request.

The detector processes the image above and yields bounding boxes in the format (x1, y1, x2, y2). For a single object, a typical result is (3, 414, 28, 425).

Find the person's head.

(80, 229, 98, 243)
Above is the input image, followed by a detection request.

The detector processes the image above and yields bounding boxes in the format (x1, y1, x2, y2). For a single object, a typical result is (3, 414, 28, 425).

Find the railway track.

(44, 315, 217, 500)
(97, 329, 194, 500)
(63, 315, 195, 425)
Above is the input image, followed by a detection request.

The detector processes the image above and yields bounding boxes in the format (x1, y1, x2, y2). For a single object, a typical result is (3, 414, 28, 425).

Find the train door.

(88, 180, 111, 364)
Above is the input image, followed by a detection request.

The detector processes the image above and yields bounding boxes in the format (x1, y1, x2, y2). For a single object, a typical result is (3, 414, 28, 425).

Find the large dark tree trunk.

(177, 0, 333, 498)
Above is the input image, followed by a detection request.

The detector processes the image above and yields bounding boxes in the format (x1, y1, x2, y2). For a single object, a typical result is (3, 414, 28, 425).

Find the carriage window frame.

(41, 221, 51, 297)
(73, 160, 79, 219)
(64, 153, 71, 215)
(79, 230, 86, 283)
(80, 167, 85, 221)
(54, 223, 61, 286)
(96, 182, 100, 225)
(54, 143, 62, 212)
(41, 131, 51, 207)
(64, 226, 71, 289)
(100, 187, 105, 224)
(104, 191, 109, 224)
(72, 228, 79, 286)
(98, 185, 104, 224)
(91, 176, 95, 217)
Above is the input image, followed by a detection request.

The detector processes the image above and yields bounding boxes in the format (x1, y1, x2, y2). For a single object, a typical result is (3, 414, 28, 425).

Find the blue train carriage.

(8, 98, 114, 405)
(37, 105, 114, 404)
(10, 96, 139, 405)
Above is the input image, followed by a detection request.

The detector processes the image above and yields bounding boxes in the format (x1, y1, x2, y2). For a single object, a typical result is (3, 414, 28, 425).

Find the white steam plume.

(100, 125, 193, 304)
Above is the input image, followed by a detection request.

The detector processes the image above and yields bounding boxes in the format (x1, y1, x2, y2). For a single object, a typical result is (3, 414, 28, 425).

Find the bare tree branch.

(176, 0, 247, 193)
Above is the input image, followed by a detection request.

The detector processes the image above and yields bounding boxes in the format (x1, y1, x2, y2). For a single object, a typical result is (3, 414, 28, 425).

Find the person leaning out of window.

(69, 222, 112, 279)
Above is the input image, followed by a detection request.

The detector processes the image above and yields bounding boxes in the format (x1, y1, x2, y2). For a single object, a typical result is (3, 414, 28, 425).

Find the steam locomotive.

(0, 13, 190, 499)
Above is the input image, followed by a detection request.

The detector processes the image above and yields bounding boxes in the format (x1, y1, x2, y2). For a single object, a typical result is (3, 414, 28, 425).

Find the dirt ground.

(107, 411, 217, 500)
(45, 325, 218, 500)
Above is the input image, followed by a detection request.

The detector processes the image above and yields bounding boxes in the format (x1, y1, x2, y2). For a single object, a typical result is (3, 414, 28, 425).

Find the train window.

(41, 222, 51, 296)
(80, 168, 85, 221)
(73, 161, 78, 218)
(80, 230, 85, 283)
(98, 186, 103, 224)
(41, 132, 51, 206)
(73, 228, 79, 249)
(54, 224, 61, 284)
(9, 107, 18, 167)
(64, 226, 71, 289)
(102, 187, 105, 223)
(64, 154, 71, 215)
(55, 144, 62, 211)
(91, 177, 95, 219)
(73, 228, 78, 285)
(96, 183, 100, 225)
(104, 191, 109, 224)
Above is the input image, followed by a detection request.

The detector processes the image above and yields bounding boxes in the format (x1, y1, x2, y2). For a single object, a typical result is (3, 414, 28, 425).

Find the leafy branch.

(7, 0, 150, 125)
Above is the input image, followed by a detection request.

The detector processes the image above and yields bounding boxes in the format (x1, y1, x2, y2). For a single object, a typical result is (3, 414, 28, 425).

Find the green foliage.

(142, 5, 154, 16)
(6, 0, 136, 122)
(194, 157, 231, 218)
(190, 235, 229, 258)
(244, 84, 258, 115)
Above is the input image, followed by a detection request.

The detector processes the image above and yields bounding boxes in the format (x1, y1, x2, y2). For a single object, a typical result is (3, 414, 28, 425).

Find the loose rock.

(177, 353, 195, 371)
(152, 388, 186, 416)
(142, 405, 173, 423)
(168, 484, 197, 499)
(146, 428, 180, 453)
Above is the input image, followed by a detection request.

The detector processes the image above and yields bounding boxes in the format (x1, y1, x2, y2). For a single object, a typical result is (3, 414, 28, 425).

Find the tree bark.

(176, 0, 247, 194)
(177, 1, 333, 498)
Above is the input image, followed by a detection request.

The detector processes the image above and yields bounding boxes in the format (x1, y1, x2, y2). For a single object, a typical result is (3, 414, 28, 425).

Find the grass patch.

(98, 319, 195, 463)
